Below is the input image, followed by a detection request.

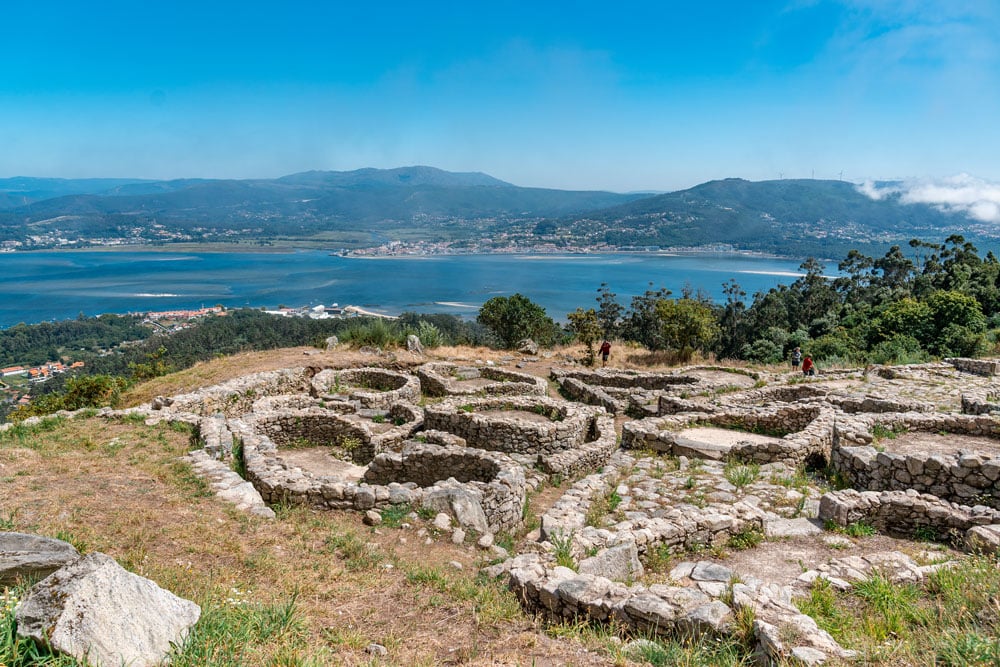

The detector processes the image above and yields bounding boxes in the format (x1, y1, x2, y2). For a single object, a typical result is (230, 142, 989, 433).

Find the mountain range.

(0, 167, 986, 256)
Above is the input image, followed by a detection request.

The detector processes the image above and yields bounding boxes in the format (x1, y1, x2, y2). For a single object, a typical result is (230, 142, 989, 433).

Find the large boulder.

(406, 334, 424, 354)
(0, 532, 79, 586)
(422, 486, 489, 532)
(965, 525, 1000, 554)
(15, 552, 201, 667)
(517, 338, 539, 355)
(578, 542, 644, 581)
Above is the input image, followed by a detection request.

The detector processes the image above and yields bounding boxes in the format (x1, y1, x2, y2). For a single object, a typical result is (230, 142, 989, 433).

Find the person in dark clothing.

(791, 346, 802, 369)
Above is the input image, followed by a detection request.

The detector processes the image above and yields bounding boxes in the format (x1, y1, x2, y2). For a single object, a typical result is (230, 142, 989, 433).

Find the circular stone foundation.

(416, 362, 546, 397)
(423, 395, 598, 456)
(311, 367, 420, 408)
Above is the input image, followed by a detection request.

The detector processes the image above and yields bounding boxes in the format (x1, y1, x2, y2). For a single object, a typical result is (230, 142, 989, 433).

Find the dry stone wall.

(947, 357, 1000, 376)
(166, 368, 312, 417)
(364, 443, 526, 533)
(417, 362, 546, 397)
(819, 488, 1000, 542)
(311, 367, 420, 408)
(622, 405, 834, 466)
(423, 396, 600, 456)
(831, 412, 1000, 508)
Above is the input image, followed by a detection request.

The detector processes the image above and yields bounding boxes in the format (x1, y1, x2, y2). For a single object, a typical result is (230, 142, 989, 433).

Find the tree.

(567, 308, 603, 365)
(621, 284, 672, 350)
(655, 298, 720, 361)
(595, 283, 623, 339)
(477, 294, 558, 349)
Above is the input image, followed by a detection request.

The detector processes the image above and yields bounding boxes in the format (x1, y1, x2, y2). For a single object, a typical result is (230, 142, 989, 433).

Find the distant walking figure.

(802, 355, 815, 376)
(599, 340, 611, 366)
(791, 346, 802, 369)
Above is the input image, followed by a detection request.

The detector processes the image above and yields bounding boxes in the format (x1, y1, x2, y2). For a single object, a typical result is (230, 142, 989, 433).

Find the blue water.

(0, 250, 809, 327)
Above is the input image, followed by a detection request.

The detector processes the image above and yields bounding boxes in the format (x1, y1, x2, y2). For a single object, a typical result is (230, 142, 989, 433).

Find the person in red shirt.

(599, 340, 611, 366)
(802, 355, 815, 376)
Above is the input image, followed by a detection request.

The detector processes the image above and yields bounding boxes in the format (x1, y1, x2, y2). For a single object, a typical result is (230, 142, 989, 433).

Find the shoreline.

(6, 243, 809, 262)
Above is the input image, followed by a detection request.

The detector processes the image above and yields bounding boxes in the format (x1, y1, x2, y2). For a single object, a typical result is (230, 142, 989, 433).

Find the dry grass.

(0, 414, 622, 665)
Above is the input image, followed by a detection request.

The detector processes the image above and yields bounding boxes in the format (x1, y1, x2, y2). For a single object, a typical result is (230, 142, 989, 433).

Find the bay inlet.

(0, 250, 810, 327)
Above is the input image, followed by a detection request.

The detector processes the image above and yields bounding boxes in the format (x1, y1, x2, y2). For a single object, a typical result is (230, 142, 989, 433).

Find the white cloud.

(857, 174, 1000, 223)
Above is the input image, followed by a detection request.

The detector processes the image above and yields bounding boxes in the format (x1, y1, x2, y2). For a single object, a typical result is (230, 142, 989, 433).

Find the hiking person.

(599, 340, 611, 366)
(791, 346, 802, 369)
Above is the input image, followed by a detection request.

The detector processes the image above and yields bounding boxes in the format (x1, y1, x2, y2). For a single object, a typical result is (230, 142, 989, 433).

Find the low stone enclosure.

(831, 411, 1000, 509)
(311, 367, 421, 408)
(133, 356, 1000, 664)
(422, 395, 617, 476)
(149, 363, 620, 535)
(417, 362, 547, 397)
(621, 404, 835, 467)
(551, 366, 760, 416)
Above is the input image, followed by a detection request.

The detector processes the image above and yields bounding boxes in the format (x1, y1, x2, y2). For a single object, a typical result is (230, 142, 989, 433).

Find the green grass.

(168, 590, 307, 666)
(723, 460, 760, 489)
(549, 530, 577, 571)
(796, 554, 1000, 664)
(871, 423, 907, 441)
(323, 529, 383, 571)
(584, 488, 623, 527)
(1, 587, 80, 665)
(726, 526, 764, 551)
(379, 503, 412, 528)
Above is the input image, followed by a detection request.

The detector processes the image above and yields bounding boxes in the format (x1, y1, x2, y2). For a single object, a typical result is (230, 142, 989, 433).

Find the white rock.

(15, 553, 200, 667)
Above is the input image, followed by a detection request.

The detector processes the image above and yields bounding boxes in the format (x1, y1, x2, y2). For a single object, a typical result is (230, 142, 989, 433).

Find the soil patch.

(453, 378, 496, 389)
(686, 370, 757, 388)
(882, 431, 1000, 458)
(676, 426, 785, 447)
(276, 447, 368, 480)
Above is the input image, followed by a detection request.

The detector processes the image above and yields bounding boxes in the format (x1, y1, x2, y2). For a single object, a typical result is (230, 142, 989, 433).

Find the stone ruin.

(551, 366, 759, 416)
(115, 354, 1000, 666)
(417, 362, 547, 397)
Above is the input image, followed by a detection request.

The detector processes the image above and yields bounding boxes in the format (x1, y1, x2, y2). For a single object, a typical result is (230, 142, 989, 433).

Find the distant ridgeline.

(0, 170, 990, 256)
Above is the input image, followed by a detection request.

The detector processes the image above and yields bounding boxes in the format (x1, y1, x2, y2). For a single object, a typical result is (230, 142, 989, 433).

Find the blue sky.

(1, 1, 998, 192)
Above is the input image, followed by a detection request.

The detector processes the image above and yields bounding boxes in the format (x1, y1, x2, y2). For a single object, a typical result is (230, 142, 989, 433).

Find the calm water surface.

(0, 250, 810, 327)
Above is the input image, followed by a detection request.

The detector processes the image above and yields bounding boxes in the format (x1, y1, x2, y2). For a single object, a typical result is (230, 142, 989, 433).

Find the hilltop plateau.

(2, 342, 1000, 665)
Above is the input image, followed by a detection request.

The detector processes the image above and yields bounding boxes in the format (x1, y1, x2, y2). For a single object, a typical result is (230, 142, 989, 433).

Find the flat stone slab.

(16, 552, 200, 667)
(764, 518, 823, 539)
(0, 532, 79, 586)
(672, 428, 786, 460)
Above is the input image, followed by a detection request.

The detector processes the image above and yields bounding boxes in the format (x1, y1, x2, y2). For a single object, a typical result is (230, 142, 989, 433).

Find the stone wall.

(819, 488, 1000, 541)
(249, 402, 422, 465)
(498, 553, 852, 665)
(311, 367, 421, 408)
(622, 405, 833, 466)
(417, 363, 546, 397)
(832, 444, 1000, 509)
(237, 421, 522, 533)
(557, 376, 623, 414)
(831, 412, 1000, 508)
(423, 396, 600, 456)
(947, 357, 1000, 376)
(551, 368, 699, 391)
(537, 413, 618, 477)
(961, 388, 1000, 415)
(167, 368, 312, 417)
(364, 443, 526, 533)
